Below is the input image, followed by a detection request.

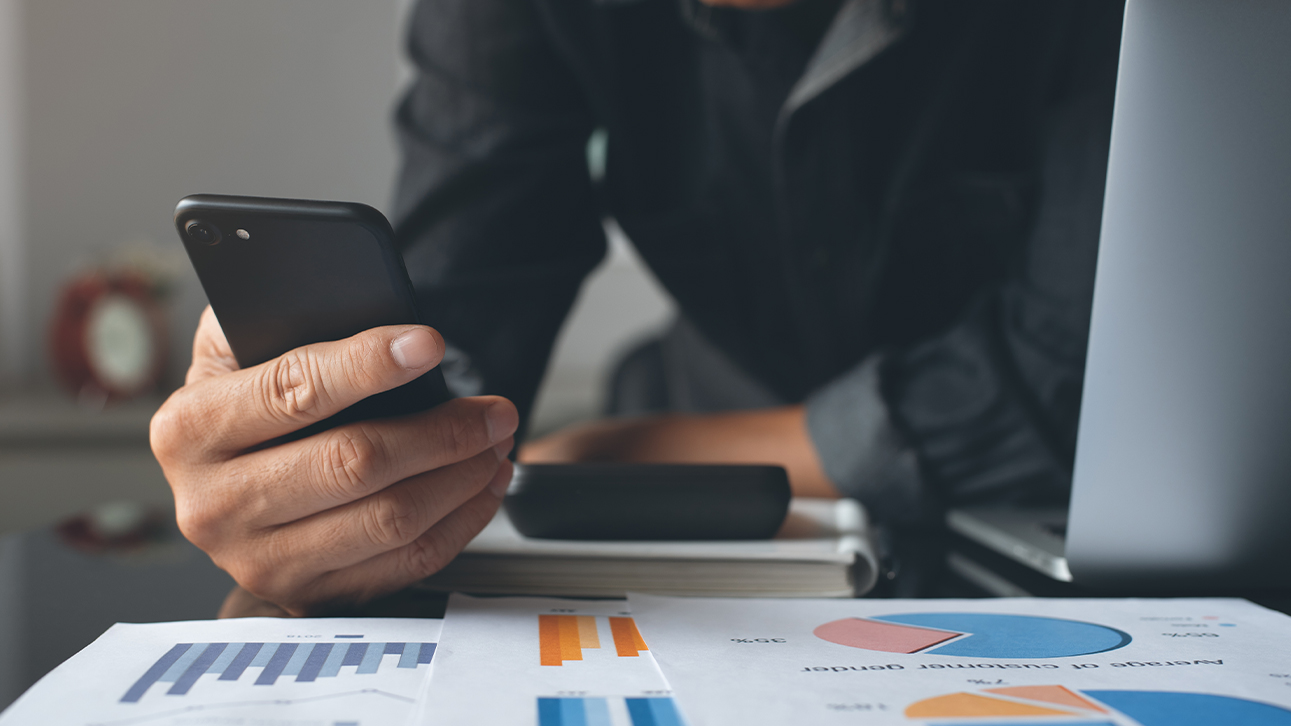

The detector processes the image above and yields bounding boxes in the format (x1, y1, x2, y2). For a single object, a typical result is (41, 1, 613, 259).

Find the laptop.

(950, 0, 1291, 593)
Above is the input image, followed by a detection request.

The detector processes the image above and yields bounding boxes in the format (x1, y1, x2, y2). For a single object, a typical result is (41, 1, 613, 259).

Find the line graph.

(93, 689, 415, 726)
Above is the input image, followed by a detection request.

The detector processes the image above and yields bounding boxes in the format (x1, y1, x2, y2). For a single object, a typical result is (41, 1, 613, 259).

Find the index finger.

(160, 323, 445, 458)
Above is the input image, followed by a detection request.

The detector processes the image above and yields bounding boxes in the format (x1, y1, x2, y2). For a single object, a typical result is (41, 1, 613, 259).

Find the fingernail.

(493, 440, 513, 461)
(485, 401, 518, 443)
(390, 328, 437, 370)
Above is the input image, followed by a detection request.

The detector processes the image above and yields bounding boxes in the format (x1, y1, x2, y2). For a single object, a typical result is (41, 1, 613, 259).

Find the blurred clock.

(49, 270, 167, 403)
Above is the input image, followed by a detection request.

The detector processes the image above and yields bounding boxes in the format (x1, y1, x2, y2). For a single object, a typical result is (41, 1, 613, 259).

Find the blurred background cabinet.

(0, 395, 168, 537)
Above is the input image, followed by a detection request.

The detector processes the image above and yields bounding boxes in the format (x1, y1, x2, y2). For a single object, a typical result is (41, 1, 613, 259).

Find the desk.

(5, 501, 1287, 715)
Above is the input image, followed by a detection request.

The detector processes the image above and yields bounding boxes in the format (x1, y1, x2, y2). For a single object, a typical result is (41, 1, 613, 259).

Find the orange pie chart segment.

(905, 692, 1079, 718)
(986, 685, 1109, 713)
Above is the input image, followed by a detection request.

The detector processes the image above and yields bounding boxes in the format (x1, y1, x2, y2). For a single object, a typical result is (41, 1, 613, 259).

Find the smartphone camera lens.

(185, 220, 221, 246)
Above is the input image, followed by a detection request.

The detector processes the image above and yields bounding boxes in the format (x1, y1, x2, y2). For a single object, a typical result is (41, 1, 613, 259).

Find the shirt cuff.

(804, 354, 933, 524)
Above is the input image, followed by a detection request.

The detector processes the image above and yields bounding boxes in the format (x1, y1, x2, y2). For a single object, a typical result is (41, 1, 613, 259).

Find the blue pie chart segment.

(872, 613, 1131, 658)
(1085, 691, 1291, 726)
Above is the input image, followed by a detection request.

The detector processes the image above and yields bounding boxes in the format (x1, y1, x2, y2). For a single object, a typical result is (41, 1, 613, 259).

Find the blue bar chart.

(121, 639, 436, 703)
(539, 696, 613, 726)
(624, 697, 685, 726)
(537, 696, 684, 726)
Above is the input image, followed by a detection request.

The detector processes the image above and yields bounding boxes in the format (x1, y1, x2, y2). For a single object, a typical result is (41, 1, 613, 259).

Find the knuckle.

(173, 505, 209, 548)
(148, 401, 182, 461)
(402, 534, 454, 578)
(318, 428, 386, 498)
(174, 494, 221, 550)
(176, 499, 247, 561)
(230, 561, 277, 600)
(456, 448, 504, 492)
(471, 446, 505, 478)
(150, 391, 203, 463)
(399, 493, 499, 581)
(346, 334, 392, 389)
(361, 490, 424, 550)
(436, 405, 486, 460)
(172, 498, 300, 605)
(219, 534, 296, 603)
(261, 350, 326, 422)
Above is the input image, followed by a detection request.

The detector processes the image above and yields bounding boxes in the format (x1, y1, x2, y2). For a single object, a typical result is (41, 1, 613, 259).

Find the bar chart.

(0, 619, 441, 726)
(537, 696, 685, 726)
(539, 615, 648, 666)
(121, 639, 436, 702)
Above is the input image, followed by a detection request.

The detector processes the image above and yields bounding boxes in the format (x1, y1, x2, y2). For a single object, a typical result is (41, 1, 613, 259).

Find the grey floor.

(0, 524, 234, 710)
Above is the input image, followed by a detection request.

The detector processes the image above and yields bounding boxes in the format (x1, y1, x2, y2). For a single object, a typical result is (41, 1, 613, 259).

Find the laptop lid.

(1066, 0, 1291, 589)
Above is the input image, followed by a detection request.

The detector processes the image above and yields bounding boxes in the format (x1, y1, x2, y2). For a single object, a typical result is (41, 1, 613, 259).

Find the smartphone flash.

(236, 229, 250, 240)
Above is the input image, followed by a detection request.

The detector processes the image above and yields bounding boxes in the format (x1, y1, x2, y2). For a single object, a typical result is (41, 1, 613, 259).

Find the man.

(151, 0, 1122, 615)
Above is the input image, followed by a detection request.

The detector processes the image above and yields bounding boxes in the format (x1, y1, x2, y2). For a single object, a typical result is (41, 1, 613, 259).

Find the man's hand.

(151, 307, 518, 616)
(519, 407, 839, 498)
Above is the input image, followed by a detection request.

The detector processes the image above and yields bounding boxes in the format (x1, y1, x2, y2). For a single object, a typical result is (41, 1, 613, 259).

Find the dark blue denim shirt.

(391, 0, 1123, 524)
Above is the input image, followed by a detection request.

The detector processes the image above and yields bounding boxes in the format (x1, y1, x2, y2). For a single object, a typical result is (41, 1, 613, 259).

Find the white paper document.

(418, 594, 682, 726)
(628, 594, 1291, 726)
(0, 617, 441, 726)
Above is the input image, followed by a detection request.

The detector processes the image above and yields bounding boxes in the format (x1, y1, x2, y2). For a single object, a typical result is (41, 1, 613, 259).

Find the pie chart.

(905, 685, 1291, 726)
(813, 613, 1131, 658)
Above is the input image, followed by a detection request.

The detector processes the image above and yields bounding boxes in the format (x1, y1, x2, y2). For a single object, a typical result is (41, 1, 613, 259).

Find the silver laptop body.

(952, 0, 1291, 591)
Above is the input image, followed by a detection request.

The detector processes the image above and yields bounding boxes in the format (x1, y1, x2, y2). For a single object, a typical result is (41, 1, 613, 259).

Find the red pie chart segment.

(815, 613, 1131, 658)
(812, 618, 962, 654)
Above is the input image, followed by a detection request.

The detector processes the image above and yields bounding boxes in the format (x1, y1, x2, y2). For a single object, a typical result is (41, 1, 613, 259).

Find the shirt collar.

(784, 0, 909, 114)
(596, 0, 910, 114)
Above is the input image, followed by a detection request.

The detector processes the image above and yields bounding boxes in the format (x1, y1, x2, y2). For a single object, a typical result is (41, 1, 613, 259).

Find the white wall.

(7, 0, 674, 428)
(20, 0, 407, 389)
(0, 0, 24, 389)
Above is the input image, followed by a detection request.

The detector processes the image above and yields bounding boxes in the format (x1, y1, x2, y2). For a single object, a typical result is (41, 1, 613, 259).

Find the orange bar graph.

(609, 617, 648, 657)
(539, 615, 603, 666)
(577, 615, 600, 649)
(539, 615, 563, 666)
(558, 615, 583, 661)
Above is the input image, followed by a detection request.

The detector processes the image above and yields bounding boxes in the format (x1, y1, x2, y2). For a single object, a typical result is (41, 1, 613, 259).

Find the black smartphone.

(504, 463, 792, 540)
(175, 194, 451, 432)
